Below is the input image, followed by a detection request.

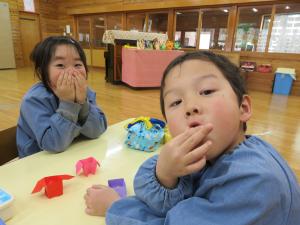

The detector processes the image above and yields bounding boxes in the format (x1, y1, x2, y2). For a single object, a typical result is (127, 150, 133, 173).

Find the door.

(19, 12, 41, 66)
(0, 2, 16, 69)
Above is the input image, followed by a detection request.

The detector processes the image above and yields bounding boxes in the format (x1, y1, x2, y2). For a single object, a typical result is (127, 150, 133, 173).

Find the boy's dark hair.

(30, 36, 88, 92)
(160, 51, 248, 131)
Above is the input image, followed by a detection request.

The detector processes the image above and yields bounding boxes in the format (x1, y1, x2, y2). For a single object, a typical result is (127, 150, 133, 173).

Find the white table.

(0, 119, 157, 225)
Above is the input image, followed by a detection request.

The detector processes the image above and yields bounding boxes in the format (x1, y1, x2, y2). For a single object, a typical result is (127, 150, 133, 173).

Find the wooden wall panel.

(245, 72, 274, 93)
(60, 0, 278, 15)
(39, 0, 62, 38)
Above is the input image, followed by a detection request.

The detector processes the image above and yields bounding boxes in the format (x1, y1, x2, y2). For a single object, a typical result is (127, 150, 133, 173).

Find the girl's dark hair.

(160, 51, 248, 131)
(30, 36, 88, 92)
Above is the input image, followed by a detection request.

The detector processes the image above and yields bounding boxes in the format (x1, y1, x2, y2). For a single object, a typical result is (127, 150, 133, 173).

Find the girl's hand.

(84, 185, 120, 217)
(74, 70, 88, 104)
(156, 124, 213, 189)
(53, 70, 75, 102)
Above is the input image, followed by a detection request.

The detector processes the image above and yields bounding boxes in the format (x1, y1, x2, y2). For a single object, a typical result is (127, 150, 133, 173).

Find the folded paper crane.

(31, 175, 74, 198)
(76, 157, 100, 176)
(108, 178, 127, 198)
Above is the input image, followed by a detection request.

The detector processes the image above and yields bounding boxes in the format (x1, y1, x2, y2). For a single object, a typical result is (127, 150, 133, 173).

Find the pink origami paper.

(31, 175, 74, 199)
(76, 157, 100, 176)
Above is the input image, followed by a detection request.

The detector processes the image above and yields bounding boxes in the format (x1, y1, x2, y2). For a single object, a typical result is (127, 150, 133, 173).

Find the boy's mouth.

(188, 121, 202, 128)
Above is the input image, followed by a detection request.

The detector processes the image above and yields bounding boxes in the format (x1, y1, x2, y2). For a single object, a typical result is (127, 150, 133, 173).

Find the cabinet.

(245, 71, 274, 93)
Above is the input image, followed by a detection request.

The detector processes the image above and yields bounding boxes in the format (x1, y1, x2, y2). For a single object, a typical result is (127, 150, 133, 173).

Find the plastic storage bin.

(0, 189, 13, 221)
(273, 68, 296, 95)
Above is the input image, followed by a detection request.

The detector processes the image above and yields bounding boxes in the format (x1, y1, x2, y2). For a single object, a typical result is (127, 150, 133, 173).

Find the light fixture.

(176, 12, 182, 15)
(252, 8, 258, 12)
(285, 6, 290, 10)
(223, 9, 229, 13)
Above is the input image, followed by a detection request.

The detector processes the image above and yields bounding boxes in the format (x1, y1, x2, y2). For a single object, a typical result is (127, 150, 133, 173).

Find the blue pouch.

(125, 117, 166, 152)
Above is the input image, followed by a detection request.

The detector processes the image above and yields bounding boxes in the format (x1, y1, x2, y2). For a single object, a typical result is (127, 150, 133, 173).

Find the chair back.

(0, 126, 18, 166)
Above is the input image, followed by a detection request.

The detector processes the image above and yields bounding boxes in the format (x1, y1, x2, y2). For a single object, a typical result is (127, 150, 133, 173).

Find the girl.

(17, 36, 107, 158)
(84, 51, 300, 225)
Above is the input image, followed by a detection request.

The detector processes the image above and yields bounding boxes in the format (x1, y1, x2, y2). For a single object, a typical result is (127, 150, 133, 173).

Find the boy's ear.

(239, 95, 252, 122)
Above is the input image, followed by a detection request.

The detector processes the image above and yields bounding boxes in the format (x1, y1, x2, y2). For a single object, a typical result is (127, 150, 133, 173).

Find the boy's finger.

(85, 207, 94, 216)
(92, 184, 108, 189)
(84, 194, 88, 200)
(181, 124, 213, 153)
(183, 140, 211, 165)
(185, 156, 207, 174)
(163, 127, 198, 149)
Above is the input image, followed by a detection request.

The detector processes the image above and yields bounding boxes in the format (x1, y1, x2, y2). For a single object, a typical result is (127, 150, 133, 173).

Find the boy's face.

(48, 44, 86, 89)
(163, 59, 251, 160)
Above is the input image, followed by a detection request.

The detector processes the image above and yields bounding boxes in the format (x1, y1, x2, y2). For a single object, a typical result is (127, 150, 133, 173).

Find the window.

(106, 14, 123, 30)
(77, 16, 91, 48)
(148, 12, 168, 33)
(23, 0, 35, 12)
(92, 15, 106, 48)
(175, 11, 199, 48)
(268, 4, 300, 53)
(234, 5, 273, 52)
(200, 8, 230, 50)
(127, 13, 146, 32)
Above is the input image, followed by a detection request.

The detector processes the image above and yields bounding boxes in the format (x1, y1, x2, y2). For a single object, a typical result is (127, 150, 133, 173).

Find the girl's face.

(163, 59, 252, 160)
(48, 44, 86, 89)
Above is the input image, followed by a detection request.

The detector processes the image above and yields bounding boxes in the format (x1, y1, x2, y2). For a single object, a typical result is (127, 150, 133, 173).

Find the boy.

(85, 51, 300, 225)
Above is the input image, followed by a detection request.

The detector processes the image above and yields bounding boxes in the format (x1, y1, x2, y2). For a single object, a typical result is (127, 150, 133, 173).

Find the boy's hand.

(156, 124, 213, 189)
(84, 185, 120, 217)
(53, 70, 75, 102)
(74, 70, 87, 104)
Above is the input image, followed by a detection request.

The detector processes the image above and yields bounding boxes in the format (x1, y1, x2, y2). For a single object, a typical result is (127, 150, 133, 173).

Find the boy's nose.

(185, 105, 201, 117)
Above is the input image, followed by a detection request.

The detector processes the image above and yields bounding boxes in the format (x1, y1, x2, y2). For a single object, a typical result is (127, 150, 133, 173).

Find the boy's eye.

(75, 63, 83, 67)
(170, 99, 182, 107)
(200, 90, 214, 96)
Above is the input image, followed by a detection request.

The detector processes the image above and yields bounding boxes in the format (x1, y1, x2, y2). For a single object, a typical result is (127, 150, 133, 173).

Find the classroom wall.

(6, 0, 300, 84)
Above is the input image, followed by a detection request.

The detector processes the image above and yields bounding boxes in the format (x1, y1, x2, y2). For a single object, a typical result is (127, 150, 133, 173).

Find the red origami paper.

(32, 175, 74, 198)
(76, 157, 100, 176)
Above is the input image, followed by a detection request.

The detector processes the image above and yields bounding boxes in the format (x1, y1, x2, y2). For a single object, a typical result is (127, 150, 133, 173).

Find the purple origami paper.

(108, 178, 127, 198)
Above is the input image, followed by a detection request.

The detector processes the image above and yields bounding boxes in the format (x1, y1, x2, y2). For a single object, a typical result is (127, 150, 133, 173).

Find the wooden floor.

(0, 67, 300, 180)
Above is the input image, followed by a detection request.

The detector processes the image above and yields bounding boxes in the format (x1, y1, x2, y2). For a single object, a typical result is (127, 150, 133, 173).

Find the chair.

(0, 126, 18, 166)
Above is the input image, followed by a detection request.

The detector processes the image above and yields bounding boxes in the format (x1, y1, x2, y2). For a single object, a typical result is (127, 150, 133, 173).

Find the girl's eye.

(170, 99, 182, 107)
(56, 64, 64, 68)
(200, 90, 214, 96)
(75, 64, 83, 67)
